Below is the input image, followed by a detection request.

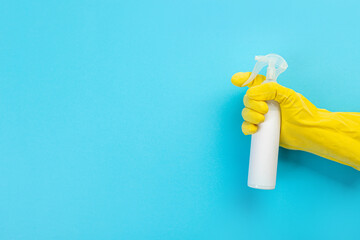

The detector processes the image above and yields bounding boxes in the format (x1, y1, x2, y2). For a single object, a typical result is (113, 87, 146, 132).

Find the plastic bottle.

(242, 54, 288, 190)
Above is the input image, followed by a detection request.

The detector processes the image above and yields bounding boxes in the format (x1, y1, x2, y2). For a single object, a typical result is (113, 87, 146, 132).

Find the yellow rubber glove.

(231, 72, 360, 170)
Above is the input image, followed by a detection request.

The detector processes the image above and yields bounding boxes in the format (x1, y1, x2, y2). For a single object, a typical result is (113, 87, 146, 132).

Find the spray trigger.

(241, 54, 288, 87)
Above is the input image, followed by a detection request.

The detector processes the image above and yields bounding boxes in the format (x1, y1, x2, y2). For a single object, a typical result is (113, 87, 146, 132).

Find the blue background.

(1, 0, 360, 239)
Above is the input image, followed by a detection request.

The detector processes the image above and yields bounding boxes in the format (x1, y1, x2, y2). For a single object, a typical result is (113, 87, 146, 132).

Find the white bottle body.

(247, 100, 280, 190)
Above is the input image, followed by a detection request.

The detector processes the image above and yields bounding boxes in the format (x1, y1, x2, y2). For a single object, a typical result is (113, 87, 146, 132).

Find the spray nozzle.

(241, 54, 288, 87)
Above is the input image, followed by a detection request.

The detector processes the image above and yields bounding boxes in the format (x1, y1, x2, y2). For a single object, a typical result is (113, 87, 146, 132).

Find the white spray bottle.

(242, 54, 288, 190)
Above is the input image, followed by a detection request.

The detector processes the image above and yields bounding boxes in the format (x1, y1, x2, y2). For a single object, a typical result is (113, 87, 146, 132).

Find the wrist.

(292, 110, 360, 169)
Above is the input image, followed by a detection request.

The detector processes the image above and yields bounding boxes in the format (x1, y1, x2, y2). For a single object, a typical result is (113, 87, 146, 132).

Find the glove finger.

(243, 95, 268, 114)
(242, 121, 258, 135)
(246, 82, 294, 104)
(242, 108, 265, 124)
(231, 72, 266, 88)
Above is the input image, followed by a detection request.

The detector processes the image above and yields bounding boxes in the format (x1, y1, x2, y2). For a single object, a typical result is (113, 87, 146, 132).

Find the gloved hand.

(231, 72, 360, 170)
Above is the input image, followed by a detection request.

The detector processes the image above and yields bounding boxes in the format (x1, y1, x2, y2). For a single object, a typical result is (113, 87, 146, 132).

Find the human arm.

(231, 72, 360, 170)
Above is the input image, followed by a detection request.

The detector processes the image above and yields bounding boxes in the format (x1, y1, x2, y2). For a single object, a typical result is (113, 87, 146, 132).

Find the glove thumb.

(231, 72, 266, 88)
